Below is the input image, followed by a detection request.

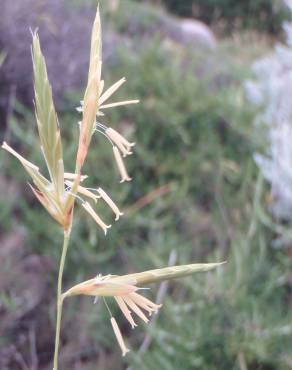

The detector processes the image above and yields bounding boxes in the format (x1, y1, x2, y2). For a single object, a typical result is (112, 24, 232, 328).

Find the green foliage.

(128, 177, 292, 370)
(154, 0, 290, 34)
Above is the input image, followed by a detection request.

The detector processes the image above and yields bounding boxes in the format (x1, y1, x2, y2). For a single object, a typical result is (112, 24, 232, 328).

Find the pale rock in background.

(245, 5, 292, 219)
(179, 19, 217, 49)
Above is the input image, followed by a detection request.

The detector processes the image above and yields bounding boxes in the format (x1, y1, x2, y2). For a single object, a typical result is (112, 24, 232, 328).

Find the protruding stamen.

(110, 317, 130, 357)
(65, 180, 99, 202)
(96, 121, 108, 131)
(82, 202, 112, 235)
(100, 100, 139, 109)
(64, 173, 88, 182)
(99, 77, 126, 106)
(106, 128, 135, 157)
(112, 146, 132, 183)
(123, 296, 149, 324)
(129, 292, 162, 315)
(97, 187, 124, 220)
(115, 297, 137, 329)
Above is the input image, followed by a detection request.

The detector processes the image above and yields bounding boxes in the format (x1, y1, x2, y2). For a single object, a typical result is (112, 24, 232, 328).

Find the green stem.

(53, 231, 70, 370)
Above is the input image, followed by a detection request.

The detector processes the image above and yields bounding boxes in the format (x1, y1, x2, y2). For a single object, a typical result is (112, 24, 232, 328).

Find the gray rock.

(0, 1, 86, 124)
(0, 0, 118, 127)
(0, 0, 216, 130)
(178, 19, 217, 49)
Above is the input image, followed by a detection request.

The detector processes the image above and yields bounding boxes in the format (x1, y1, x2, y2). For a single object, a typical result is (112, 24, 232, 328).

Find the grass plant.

(2, 6, 223, 369)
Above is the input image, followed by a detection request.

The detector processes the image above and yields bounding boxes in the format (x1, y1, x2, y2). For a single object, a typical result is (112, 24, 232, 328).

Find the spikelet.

(76, 7, 102, 170)
(110, 262, 226, 286)
(62, 262, 224, 356)
(63, 276, 137, 298)
(1, 142, 65, 227)
(63, 8, 102, 229)
(63, 262, 224, 298)
(32, 32, 64, 198)
(2, 32, 79, 232)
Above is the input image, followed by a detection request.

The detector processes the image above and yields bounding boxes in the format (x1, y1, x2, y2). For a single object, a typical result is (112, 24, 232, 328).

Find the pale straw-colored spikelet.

(76, 7, 102, 170)
(32, 32, 64, 198)
(115, 262, 226, 286)
(63, 8, 103, 230)
(63, 262, 224, 355)
(2, 141, 66, 227)
(3, 32, 74, 231)
(2, 141, 39, 171)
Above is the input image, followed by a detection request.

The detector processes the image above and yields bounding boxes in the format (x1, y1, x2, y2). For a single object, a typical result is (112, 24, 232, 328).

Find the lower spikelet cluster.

(63, 262, 224, 356)
(63, 274, 161, 356)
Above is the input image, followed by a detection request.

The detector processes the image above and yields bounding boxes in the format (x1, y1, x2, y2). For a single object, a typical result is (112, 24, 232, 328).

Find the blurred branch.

(125, 183, 172, 214)
(237, 351, 248, 370)
(29, 324, 39, 370)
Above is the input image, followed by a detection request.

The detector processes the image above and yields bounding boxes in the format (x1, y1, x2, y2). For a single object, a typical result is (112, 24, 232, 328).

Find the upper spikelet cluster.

(2, 7, 138, 235)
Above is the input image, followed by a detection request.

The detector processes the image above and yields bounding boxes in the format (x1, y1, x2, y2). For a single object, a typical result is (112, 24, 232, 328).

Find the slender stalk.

(53, 231, 70, 370)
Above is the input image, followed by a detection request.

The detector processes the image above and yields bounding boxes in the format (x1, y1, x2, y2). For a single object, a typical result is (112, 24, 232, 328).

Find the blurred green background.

(0, 0, 291, 369)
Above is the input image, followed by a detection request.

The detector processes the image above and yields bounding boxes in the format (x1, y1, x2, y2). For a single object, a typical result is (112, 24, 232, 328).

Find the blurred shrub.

(245, 7, 292, 223)
(147, 0, 290, 34)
